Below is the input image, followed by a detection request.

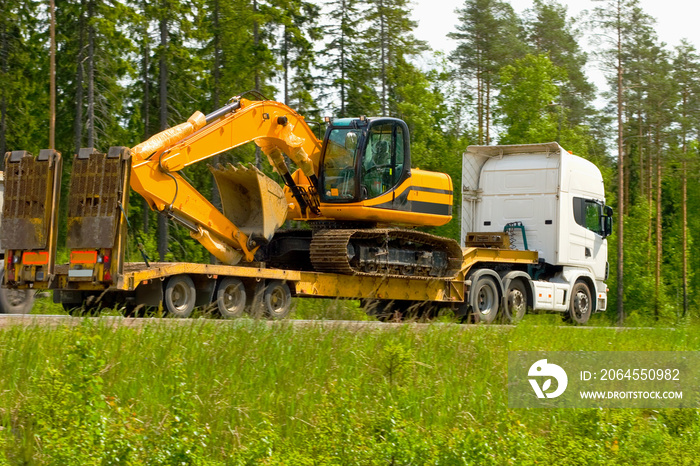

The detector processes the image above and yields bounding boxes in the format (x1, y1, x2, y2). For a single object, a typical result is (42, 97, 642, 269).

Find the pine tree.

(275, 0, 320, 112)
(591, 0, 652, 324)
(525, 0, 595, 128)
(449, 0, 524, 145)
(673, 41, 700, 318)
(319, 0, 357, 116)
(0, 0, 47, 160)
(364, 0, 427, 116)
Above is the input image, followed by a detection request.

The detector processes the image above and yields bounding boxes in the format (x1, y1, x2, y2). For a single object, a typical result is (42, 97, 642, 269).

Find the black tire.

(470, 275, 501, 324)
(564, 281, 592, 325)
(263, 280, 291, 320)
(216, 278, 247, 319)
(504, 279, 528, 323)
(0, 269, 34, 314)
(164, 275, 196, 318)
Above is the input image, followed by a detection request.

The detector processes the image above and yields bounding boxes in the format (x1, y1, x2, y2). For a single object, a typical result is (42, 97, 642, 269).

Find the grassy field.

(1, 314, 700, 465)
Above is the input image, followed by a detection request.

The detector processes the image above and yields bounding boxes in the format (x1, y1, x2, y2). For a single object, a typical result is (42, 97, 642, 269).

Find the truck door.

(571, 197, 606, 275)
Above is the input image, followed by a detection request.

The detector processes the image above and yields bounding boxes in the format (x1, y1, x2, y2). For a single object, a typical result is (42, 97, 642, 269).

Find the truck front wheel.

(565, 281, 592, 325)
(470, 275, 501, 324)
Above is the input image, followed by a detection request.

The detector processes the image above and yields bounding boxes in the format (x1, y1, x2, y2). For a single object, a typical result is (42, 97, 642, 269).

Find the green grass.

(1, 318, 700, 464)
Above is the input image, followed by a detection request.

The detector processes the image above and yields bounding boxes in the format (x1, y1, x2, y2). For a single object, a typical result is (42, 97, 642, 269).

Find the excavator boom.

(129, 97, 322, 264)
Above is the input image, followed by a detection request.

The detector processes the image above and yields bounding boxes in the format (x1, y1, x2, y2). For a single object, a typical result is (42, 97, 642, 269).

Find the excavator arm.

(130, 97, 323, 264)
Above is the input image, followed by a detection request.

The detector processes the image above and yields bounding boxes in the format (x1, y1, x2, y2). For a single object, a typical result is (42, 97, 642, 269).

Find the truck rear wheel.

(565, 281, 592, 325)
(0, 269, 34, 314)
(263, 280, 291, 320)
(216, 278, 247, 319)
(164, 275, 196, 318)
(470, 275, 500, 324)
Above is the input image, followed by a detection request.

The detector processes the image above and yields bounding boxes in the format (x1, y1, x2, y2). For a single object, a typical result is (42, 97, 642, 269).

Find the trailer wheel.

(216, 278, 247, 319)
(0, 269, 34, 314)
(164, 275, 196, 318)
(565, 281, 592, 325)
(505, 279, 528, 323)
(470, 275, 500, 324)
(263, 280, 291, 320)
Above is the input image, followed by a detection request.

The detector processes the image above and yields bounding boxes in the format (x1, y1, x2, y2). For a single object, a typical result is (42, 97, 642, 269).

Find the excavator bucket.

(210, 164, 288, 242)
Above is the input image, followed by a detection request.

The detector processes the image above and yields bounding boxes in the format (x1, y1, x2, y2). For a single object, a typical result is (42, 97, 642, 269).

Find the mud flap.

(66, 147, 131, 283)
(2, 149, 62, 286)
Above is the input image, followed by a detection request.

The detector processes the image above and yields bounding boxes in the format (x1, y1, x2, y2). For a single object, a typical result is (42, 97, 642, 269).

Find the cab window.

(361, 123, 405, 199)
(573, 197, 604, 236)
(322, 128, 360, 200)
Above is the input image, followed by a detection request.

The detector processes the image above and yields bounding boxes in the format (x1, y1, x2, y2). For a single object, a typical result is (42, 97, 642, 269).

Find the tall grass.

(1, 319, 699, 464)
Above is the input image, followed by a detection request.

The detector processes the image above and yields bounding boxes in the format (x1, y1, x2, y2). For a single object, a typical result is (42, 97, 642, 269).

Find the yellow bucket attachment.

(210, 164, 288, 242)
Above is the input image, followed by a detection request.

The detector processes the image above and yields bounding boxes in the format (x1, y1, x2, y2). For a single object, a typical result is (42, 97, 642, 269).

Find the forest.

(1, 0, 699, 324)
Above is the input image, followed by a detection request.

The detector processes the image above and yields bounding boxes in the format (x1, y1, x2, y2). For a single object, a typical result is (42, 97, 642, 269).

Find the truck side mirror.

(602, 206, 613, 238)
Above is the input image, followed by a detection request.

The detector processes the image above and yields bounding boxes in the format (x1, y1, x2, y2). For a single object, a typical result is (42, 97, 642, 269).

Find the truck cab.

(462, 142, 613, 321)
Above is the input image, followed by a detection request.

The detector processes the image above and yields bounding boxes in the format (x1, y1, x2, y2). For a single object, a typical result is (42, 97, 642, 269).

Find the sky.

(411, 0, 700, 56)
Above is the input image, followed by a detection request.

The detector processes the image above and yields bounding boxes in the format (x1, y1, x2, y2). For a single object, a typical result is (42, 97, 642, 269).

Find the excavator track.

(309, 229, 463, 279)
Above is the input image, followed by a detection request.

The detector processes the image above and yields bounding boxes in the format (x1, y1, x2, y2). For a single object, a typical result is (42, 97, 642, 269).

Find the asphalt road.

(0, 314, 670, 331)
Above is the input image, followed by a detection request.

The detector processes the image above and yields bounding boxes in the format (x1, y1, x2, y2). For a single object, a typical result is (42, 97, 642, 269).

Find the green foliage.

(497, 54, 566, 143)
(4, 322, 213, 464)
(2, 321, 700, 463)
(497, 53, 592, 155)
(449, 0, 525, 144)
(525, 0, 596, 127)
(0, 0, 48, 159)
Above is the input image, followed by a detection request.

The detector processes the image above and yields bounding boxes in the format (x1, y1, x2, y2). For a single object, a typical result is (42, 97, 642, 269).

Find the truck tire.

(504, 279, 528, 323)
(0, 269, 34, 314)
(216, 277, 247, 319)
(263, 280, 291, 320)
(470, 275, 500, 324)
(565, 281, 592, 325)
(164, 275, 196, 318)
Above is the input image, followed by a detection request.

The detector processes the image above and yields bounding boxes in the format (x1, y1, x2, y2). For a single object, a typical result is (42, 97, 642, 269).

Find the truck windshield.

(322, 128, 361, 201)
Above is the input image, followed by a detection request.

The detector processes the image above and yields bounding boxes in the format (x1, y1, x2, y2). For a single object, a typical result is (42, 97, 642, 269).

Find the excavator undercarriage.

(261, 226, 463, 279)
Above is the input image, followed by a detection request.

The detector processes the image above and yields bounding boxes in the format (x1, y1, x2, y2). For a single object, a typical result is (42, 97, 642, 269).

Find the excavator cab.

(320, 117, 409, 203)
(317, 117, 453, 228)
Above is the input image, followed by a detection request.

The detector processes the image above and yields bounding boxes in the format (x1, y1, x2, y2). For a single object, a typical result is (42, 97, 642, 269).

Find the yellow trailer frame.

(43, 245, 537, 305)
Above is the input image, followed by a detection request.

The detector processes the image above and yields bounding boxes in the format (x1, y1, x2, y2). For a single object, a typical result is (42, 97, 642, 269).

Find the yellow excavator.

(125, 93, 461, 278)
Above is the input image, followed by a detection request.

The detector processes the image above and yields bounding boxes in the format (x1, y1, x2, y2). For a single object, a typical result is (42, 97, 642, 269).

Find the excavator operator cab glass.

(319, 118, 410, 203)
(361, 122, 405, 199)
(321, 127, 361, 201)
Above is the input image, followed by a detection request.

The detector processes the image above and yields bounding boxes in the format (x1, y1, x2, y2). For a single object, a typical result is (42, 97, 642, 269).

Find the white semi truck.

(462, 142, 613, 324)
